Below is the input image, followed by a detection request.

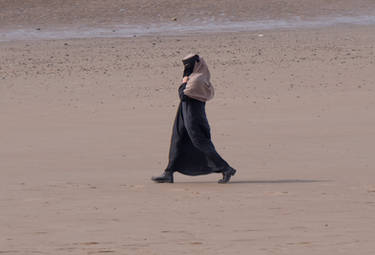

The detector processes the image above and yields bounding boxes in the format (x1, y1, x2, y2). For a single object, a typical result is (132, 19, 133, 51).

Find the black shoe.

(218, 167, 236, 184)
(151, 171, 174, 183)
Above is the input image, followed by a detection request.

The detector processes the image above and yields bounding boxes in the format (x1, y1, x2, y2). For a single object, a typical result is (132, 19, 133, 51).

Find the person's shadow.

(230, 179, 329, 184)
(176, 179, 330, 184)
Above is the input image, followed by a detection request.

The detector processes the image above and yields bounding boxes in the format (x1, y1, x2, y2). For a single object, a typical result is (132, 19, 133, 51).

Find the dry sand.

(1, 2, 375, 254)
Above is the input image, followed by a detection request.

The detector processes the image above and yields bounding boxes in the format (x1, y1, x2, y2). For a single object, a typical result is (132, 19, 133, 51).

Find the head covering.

(182, 54, 215, 102)
(182, 54, 200, 77)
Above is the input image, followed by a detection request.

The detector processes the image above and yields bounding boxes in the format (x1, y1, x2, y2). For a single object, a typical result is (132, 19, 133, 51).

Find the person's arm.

(178, 77, 189, 101)
(178, 82, 187, 101)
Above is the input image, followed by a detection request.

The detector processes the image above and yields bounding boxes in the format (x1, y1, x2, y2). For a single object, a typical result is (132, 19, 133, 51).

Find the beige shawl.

(183, 55, 214, 102)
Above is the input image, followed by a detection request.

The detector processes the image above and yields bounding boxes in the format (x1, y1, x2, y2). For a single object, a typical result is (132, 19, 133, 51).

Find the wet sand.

(3, 15, 375, 42)
(1, 1, 375, 254)
(1, 0, 375, 29)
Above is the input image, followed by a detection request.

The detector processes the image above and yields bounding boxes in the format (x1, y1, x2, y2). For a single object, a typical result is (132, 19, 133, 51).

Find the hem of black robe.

(170, 167, 226, 176)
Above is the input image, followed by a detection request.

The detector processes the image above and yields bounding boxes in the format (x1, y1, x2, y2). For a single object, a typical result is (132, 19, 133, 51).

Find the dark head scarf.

(182, 54, 200, 77)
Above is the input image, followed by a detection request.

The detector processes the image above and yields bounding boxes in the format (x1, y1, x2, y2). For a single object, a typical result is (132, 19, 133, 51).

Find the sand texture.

(1, 5, 375, 254)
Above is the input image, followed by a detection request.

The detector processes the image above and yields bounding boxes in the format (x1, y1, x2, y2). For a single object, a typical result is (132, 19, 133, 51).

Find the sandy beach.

(1, 1, 375, 254)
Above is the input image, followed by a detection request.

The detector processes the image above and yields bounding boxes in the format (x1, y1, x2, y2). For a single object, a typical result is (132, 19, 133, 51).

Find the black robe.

(165, 83, 230, 176)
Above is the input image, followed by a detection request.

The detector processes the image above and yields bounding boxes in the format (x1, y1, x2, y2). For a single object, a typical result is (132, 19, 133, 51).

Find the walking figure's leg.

(165, 103, 187, 172)
(152, 103, 186, 183)
(183, 100, 236, 183)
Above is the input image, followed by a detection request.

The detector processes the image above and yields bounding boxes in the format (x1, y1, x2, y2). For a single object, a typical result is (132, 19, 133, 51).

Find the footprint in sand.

(190, 241, 203, 245)
(75, 242, 99, 245)
(88, 251, 115, 254)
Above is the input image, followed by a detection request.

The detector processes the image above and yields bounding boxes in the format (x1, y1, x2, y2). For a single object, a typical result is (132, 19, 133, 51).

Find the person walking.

(152, 54, 236, 184)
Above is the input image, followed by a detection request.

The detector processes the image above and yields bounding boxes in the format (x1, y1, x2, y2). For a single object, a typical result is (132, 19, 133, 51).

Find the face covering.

(182, 54, 200, 77)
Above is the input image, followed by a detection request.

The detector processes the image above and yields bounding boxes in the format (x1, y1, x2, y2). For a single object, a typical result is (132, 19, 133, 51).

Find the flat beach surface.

(1, 1, 375, 254)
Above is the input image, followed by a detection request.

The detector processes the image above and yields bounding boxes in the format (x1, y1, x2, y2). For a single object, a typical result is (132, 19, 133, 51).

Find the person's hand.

(182, 76, 189, 83)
